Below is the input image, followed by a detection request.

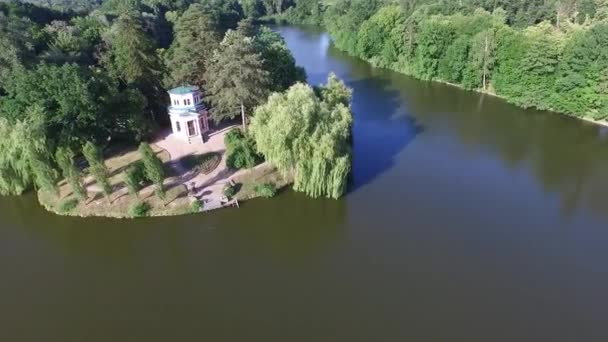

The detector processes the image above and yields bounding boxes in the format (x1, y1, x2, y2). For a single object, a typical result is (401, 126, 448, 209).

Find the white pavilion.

(167, 85, 210, 143)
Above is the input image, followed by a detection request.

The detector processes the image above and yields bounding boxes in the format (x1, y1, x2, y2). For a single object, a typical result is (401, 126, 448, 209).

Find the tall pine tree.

(204, 30, 270, 130)
(165, 4, 220, 87)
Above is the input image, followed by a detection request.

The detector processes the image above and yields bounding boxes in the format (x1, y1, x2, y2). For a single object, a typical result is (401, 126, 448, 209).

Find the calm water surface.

(2, 26, 608, 341)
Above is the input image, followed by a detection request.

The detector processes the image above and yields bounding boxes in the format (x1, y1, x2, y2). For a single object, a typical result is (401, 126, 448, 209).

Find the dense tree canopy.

(163, 3, 220, 87)
(255, 26, 306, 91)
(276, 0, 608, 120)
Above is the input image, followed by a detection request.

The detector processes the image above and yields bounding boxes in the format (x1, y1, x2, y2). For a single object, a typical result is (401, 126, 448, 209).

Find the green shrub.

(224, 129, 263, 170)
(224, 128, 243, 147)
(190, 199, 203, 213)
(124, 162, 145, 198)
(129, 161, 147, 184)
(129, 201, 151, 218)
(254, 183, 278, 198)
(58, 198, 79, 213)
(223, 183, 237, 198)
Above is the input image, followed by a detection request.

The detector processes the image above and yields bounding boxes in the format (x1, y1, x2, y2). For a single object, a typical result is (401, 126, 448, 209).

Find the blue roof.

(168, 85, 199, 95)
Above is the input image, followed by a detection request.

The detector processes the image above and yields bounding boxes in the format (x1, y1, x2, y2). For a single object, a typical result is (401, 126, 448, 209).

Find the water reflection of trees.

(385, 71, 608, 219)
(325, 39, 608, 219)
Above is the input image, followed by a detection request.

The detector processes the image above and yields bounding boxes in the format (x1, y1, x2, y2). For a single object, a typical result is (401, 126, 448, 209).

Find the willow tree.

(251, 74, 353, 199)
(0, 107, 56, 196)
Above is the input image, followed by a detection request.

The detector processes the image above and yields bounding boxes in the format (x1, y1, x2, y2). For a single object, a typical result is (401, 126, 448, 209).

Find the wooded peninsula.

(1, 0, 606, 218)
(0, 0, 353, 217)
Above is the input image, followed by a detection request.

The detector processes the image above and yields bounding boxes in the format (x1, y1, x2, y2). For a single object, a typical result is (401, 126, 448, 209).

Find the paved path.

(154, 126, 248, 212)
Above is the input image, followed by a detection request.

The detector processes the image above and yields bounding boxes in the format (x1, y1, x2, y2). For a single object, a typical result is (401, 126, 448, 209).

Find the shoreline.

(431, 78, 608, 129)
(36, 129, 293, 220)
(36, 165, 293, 220)
(278, 21, 608, 130)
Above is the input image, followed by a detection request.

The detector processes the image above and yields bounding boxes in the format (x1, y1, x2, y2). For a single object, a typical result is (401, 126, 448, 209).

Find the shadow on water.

(347, 76, 424, 192)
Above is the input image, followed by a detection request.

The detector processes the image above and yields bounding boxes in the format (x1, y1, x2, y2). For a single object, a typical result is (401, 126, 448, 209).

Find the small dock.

(201, 197, 239, 212)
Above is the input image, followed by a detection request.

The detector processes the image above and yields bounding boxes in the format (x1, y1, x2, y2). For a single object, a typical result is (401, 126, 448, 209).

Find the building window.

(176, 121, 181, 132)
(186, 99, 191, 106)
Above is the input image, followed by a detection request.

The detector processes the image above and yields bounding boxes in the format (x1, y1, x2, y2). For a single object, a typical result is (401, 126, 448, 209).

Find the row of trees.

(0, 107, 165, 204)
(276, 0, 608, 120)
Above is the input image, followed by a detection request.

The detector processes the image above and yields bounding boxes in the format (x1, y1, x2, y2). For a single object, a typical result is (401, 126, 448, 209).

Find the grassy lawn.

(38, 144, 194, 218)
(232, 163, 293, 201)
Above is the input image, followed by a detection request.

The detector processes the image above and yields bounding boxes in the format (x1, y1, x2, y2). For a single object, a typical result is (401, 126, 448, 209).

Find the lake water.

(2, 26, 608, 341)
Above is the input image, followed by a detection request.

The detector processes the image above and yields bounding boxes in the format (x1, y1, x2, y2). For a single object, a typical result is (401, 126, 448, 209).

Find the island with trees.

(0, 0, 354, 218)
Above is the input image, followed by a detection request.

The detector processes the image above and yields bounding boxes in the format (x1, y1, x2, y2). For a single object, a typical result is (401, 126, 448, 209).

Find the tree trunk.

(483, 34, 489, 91)
(241, 102, 247, 133)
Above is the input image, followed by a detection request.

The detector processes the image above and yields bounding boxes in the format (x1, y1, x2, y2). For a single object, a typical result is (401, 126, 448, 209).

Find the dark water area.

(2, 26, 608, 341)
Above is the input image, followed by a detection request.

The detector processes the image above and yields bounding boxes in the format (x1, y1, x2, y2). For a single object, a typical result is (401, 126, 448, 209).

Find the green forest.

(272, 0, 608, 120)
(0, 0, 354, 201)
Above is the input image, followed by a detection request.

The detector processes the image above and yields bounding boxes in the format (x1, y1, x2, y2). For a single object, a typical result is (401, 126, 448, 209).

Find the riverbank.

(432, 78, 608, 129)
(271, 19, 607, 128)
(37, 127, 292, 219)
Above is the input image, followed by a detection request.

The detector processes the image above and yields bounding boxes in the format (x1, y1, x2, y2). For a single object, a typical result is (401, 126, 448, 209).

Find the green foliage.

(0, 108, 56, 196)
(123, 162, 145, 198)
(223, 183, 237, 198)
(224, 128, 263, 170)
(190, 199, 203, 213)
(414, 18, 455, 80)
(138, 142, 166, 199)
(204, 29, 270, 124)
(255, 26, 307, 91)
(129, 201, 151, 217)
(251, 73, 353, 199)
(164, 3, 220, 87)
(1, 63, 148, 146)
(30, 153, 58, 196)
(82, 141, 112, 199)
(254, 182, 277, 198)
(280, 0, 608, 120)
(438, 36, 471, 84)
(101, 12, 162, 84)
(100, 10, 165, 124)
(356, 5, 406, 67)
(58, 197, 79, 213)
(55, 145, 88, 201)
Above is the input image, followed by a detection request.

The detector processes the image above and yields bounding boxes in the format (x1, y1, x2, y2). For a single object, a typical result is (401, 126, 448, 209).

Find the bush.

(224, 129, 263, 170)
(58, 198, 79, 213)
(254, 183, 277, 198)
(190, 199, 203, 213)
(128, 161, 147, 184)
(223, 183, 237, 198)
(129, 201, 151, 218)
